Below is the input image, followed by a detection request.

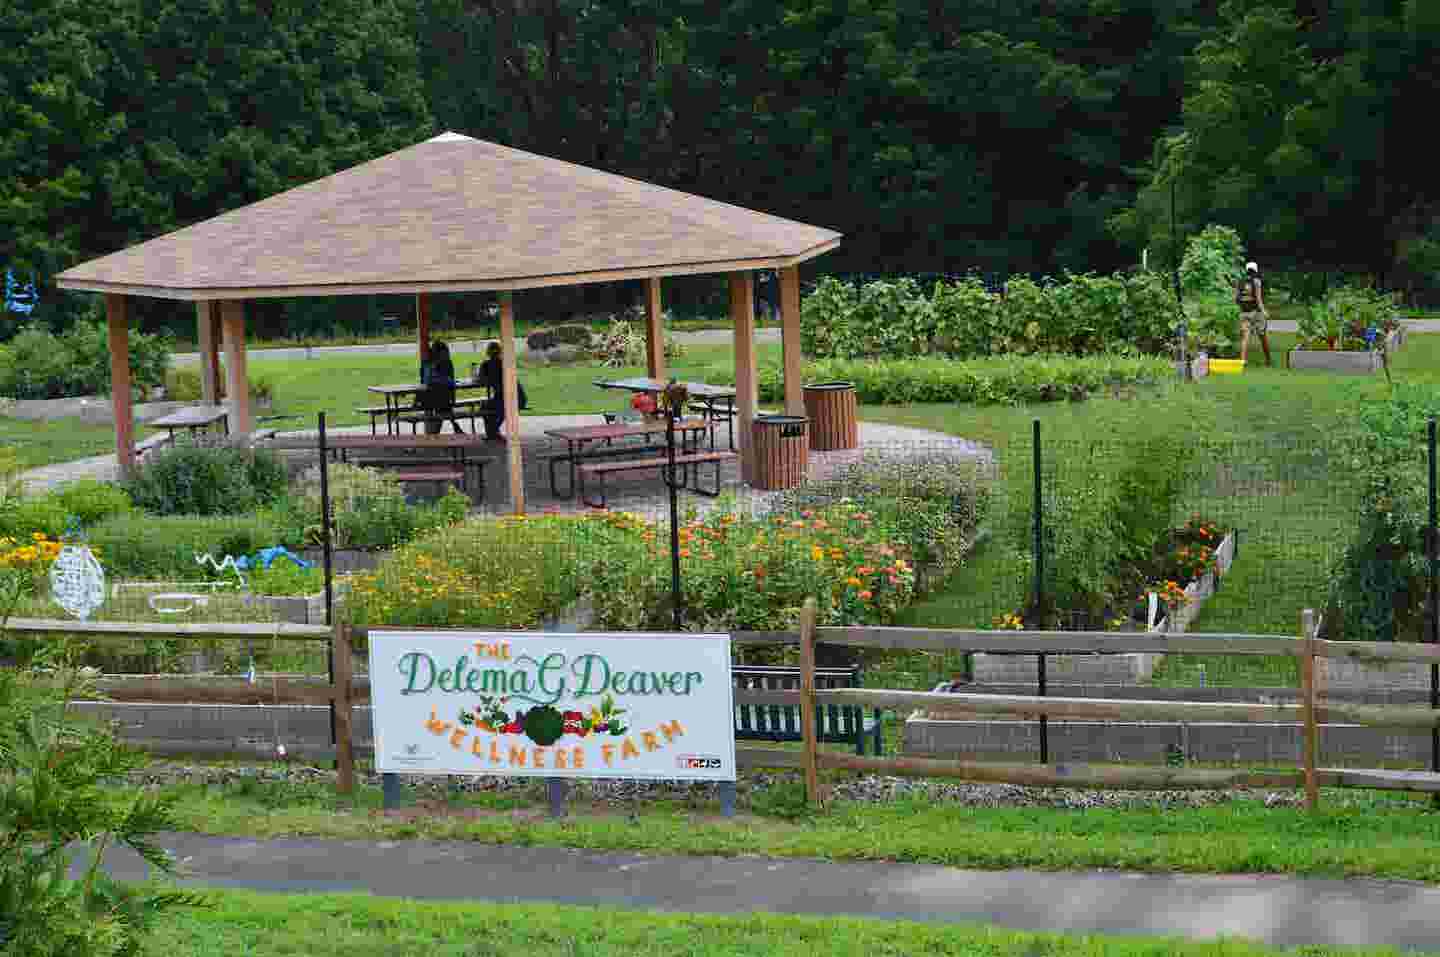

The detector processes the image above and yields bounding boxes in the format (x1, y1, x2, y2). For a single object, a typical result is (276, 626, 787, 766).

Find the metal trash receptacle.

(751, 415, 809, 490)
(802, 381, 859, 451)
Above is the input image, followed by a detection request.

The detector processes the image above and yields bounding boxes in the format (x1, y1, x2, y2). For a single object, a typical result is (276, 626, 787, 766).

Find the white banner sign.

(369, 631, 736, 781)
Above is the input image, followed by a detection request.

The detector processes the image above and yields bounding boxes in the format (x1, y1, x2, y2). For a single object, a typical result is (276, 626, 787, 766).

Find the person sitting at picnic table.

(419, 340, 466, 434)
(477, 341, 527, 441)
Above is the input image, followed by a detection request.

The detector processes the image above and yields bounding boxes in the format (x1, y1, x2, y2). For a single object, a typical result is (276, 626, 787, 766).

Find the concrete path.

(171, 328, 780, 364)
(78, 832, 1440, 952)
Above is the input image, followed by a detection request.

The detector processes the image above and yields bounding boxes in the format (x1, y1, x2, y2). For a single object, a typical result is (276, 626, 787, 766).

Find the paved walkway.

(77, 832, 1440, 951)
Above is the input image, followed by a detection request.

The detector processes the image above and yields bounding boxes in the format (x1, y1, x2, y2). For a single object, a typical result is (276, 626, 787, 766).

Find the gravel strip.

(120, 760, 1425, 812)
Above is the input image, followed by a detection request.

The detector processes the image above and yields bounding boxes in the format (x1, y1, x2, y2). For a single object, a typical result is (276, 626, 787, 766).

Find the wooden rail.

(14, 609, 1440, 808)
(738, 626, 1440, 663)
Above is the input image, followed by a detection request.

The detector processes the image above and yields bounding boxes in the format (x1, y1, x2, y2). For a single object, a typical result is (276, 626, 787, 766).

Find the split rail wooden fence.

(8, 604, 1440, 810)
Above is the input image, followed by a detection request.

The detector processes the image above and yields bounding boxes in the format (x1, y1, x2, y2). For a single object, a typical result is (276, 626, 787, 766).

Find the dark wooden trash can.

(751, 415, 809, 490)
(803, 381, 859, 451)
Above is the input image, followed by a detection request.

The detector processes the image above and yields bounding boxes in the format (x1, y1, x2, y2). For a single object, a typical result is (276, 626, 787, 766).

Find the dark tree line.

(2, 0, 1437, 337)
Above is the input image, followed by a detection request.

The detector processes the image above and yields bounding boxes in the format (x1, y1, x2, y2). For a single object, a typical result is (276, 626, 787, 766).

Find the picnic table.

(365, 377, 487, 435)
(593, 377, 739, 450)
(325, 433, 497, 500)
(149, 404, 229, 440)
(544, 418, 710, 499)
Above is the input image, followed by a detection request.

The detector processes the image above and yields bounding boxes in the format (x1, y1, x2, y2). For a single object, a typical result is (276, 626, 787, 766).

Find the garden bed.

(971, 527, 1236, 685)
(1288, 326, 1404, 374)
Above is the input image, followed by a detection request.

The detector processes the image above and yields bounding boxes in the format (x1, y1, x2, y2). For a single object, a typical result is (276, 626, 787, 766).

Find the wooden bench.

(390, 464, 466, 492)
(577, 450, 734, 508)
(348, 456, 489, 502)
(396, 398, 496, 435)
(355, 404, 419, 436)
(732, 665, 884, 756)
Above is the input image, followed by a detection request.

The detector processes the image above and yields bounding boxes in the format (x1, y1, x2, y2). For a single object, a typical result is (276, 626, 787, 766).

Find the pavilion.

(55, 132, 841, 513)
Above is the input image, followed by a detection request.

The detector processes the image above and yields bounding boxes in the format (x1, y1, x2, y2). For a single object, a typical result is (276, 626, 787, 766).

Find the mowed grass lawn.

(145, 774, 1440, 883)
(871, 331, 1440, 651)
(142, 886, 1430, 957)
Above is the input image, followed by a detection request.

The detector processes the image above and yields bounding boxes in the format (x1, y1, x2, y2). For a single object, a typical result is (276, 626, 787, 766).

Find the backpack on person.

(1235, 275, 1259, 309)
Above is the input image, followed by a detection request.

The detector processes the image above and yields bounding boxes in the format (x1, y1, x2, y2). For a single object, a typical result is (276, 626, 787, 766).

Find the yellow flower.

(810, 546, 823, 561)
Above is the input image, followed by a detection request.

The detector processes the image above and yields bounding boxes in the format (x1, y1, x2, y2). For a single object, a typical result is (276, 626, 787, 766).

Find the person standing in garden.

(1237, 261, 1271, 367)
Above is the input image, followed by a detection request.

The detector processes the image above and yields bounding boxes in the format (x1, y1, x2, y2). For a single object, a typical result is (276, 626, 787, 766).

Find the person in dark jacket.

(420, 340, 465, 434)
(477, 341, 527, 440)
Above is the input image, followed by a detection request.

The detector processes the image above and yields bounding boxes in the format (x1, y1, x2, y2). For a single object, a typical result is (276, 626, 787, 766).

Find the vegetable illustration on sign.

(459, 692, 627, 746)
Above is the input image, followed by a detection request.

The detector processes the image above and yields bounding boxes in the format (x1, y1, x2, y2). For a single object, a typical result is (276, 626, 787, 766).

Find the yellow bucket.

(1209, 359, 1246, 374)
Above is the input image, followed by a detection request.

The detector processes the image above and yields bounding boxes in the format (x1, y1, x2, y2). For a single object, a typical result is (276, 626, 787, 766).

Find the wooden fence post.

(332, 620, 355, 795)
(798, 598, 821, 808)
(1300, 608, 1319, 812)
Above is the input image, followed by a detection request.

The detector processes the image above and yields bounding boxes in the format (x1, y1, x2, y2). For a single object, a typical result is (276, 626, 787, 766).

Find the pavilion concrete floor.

(20, 415, 992, 518)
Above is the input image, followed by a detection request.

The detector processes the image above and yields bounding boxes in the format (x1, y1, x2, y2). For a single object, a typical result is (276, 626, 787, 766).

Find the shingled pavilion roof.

(56, 132, 842, 300)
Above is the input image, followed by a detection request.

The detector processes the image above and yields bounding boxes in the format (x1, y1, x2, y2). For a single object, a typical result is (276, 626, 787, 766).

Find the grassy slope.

(148, 776, 1440, 883)
(143, 886, 1427, 956)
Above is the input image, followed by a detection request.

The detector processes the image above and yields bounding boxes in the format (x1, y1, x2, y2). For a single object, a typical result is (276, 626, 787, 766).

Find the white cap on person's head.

(1245, 261, 1259, 273)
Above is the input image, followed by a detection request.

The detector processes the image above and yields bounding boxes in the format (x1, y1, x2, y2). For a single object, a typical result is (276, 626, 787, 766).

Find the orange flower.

(858, 590, 873, 601)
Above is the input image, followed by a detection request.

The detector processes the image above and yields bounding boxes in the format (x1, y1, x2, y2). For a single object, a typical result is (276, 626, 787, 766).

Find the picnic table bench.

(544, 419, 711, 500)
(577, 450, 734, 509)
(149, 404, 229, 440)
(732, 665, 884, 755)
(325, 434, 494, 501)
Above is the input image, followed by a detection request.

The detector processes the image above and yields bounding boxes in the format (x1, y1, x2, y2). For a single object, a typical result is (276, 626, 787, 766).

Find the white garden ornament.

(48, 542, 107, 621)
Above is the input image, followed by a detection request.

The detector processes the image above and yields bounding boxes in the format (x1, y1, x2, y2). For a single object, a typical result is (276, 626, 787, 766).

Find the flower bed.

(1289, 285, 1405, 374)
(348, 458, 984, 635)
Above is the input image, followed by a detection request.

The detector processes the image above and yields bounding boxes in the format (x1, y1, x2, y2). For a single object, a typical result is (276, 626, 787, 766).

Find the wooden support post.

(220, 300, 253, 436)
(730, 274, 758, 482)
(105, 294, 135, 475)
(417, 292, 431, 362)
(779, 265, 804, 416)
(799, 597, 821, 808)
(644, 277, 665, 380)
(1301, 608, 1319, 812)
(498, 292, 525, 515)
(332, 620, 355, 795)
(196, 300, 221, 403)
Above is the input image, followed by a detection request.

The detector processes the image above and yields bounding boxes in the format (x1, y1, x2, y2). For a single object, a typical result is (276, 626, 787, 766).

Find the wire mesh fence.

(4, 421, 1437, 701)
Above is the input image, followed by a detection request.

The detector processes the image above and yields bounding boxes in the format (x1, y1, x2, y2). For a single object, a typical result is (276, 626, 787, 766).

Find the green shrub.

(799, 273, 1177, 361)
(164, 367, 203, 401)
(123, 441, 287, 516)
(1326, 384, 1440, 641)
(1179, 224, 1246, 301)
(0, 321, 172, 399)
(730, 354, 1171, 406)
(86, 512, 284, 579)
(0, 482, 133, 541)
(247, 560, 326, 596)
(274, 463, 469, 550)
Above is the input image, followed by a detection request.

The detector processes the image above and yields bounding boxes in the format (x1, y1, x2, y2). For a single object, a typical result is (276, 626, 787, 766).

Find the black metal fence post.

(318, 412, 336, 758)
(661, 384, 685, 631)
(1429, 419, 1438, 804)
(1033, 419, 1048, 764)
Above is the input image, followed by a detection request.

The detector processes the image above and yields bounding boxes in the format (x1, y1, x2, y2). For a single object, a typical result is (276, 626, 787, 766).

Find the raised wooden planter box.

(1288, 327, 1405, 374)
(969, 530, 1236, 685)
(1153, 529, 1237, 634)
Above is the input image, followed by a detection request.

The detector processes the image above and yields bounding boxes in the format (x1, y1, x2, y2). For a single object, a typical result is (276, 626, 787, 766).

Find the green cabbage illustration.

(523, 705, 565, 747)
